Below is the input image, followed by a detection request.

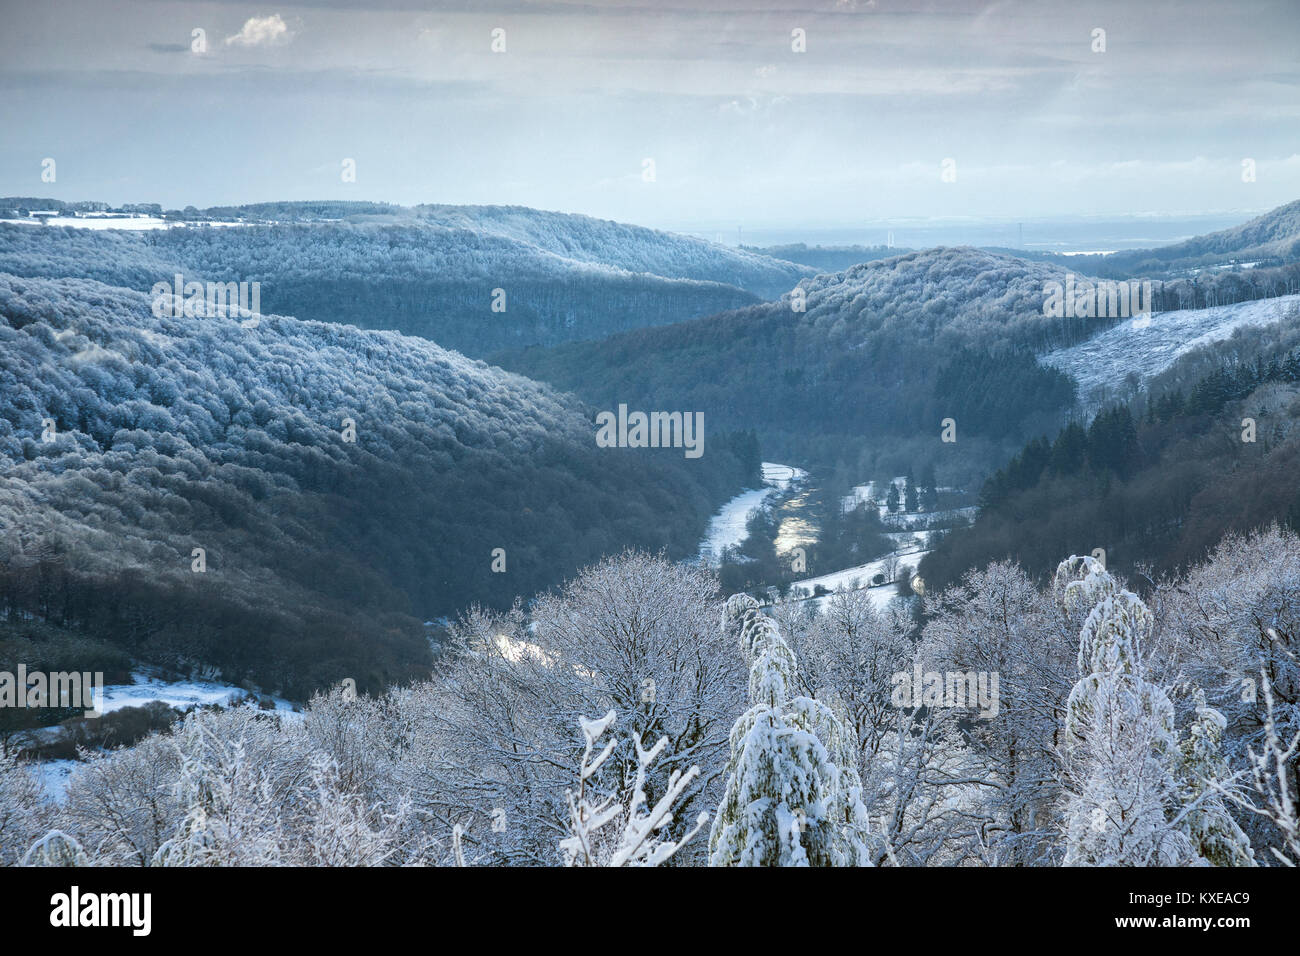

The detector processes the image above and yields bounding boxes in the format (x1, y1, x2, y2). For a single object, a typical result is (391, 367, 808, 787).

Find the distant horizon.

(4, 192, 1282, 221)
(2, 192, 1284, 254)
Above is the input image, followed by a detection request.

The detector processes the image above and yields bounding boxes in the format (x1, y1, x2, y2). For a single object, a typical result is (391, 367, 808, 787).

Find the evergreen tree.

(709, 595, 873, 867)
(1048, 421, 1088, 476)
(1175, 691, 1255, 867)
(1086, 407, 1140, 477)
(1055, 557, 1198, 866)
(886, 482, 901, 514)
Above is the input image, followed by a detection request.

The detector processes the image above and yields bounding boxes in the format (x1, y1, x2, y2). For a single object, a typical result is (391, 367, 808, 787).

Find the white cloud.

(225, 14, 291, 48)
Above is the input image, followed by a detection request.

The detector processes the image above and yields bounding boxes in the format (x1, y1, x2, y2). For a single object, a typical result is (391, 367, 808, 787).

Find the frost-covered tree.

(1176, 691, 1255, 866)
(22, 830, 90, 867)
(1216, 672, 1300, 866)
(709, 594, 872, 866)
(1153, 525, 1300, 861)
(151, 712, 292, 867)
(775, 590, 969, 865)
(0, 749, 46, 866)
(559, 710, 708, 867)
(292, 756, 414, 867)
(1057, 556, 1197, 865)
(780, 589, 912, 763)
(61, 734, 182, 866)
(396, 553, 741, 866)
(920, 560, 1073, 865)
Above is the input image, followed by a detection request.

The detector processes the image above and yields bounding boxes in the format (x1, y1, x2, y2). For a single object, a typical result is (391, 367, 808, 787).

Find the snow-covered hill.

(0, 272, 752, 696)
(1040, 293, 1300, 405)
(0, 203, 815, 356)
(413, 204, 813, 299)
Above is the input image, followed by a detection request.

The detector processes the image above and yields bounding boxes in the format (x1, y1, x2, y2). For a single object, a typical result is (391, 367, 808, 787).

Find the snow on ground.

(841, 477, 907, 517)
(762, 462, 807, 490)
(787, 549, 927, 598)
(35, 759, 79, 803)
(1041, 293, 1300, 406)
(884, 529, 935, 550)
(881, 505, 976, 531)
(2, 216, 172, 231)
(698, 462, 806, 564)
(96, 670, 296, 715)
(803, 575, 919, 615)
(28, 672, 298, 803)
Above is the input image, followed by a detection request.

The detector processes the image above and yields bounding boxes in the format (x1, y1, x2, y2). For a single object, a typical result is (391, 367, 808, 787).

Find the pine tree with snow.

(1056, 557, 1197, 866)
(709, 594, 873, 866)
(1176, 691, 1255, 867)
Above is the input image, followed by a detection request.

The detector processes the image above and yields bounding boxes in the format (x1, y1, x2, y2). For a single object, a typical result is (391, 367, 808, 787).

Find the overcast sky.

(1, 0, 1297, 231)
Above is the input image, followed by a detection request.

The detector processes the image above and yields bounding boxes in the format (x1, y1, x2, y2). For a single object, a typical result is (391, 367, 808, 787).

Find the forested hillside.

(0, 272, 758, 697)
(0, 203, 813, 356)
(921, 333, 1300, 590)
(497, 246, 1082, 480)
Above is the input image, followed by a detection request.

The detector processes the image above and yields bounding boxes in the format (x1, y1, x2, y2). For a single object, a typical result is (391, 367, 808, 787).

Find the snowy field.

(2, 216, 171, 230)
(787, 549, 927, 600)
(94, 670, 296, 715)
(35, 760, 79, 802)
(841, 478, 906, 517)
(697, 462, 806, 564)
(30, 672, 298, 802)
(1041, 293, 1300, 404)
(761, 462, 806, 491)
(883, 529, 936, 550)
(800, 575, 920, 615)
